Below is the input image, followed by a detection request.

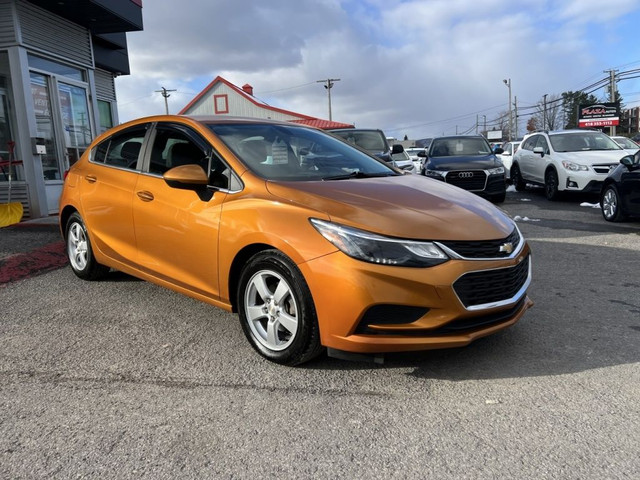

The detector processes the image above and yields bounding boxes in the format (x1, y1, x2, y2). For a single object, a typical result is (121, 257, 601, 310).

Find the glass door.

(58, 82, 91, 167)
(30, 72, 62, 181)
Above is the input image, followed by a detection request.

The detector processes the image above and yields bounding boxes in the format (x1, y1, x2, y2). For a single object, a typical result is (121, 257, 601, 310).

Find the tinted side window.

(537, 136, 550, 154)
(92, 126, 148, 170)
(522, 136, 538, 151)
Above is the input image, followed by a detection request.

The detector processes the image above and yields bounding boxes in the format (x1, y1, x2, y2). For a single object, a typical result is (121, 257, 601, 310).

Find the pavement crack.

(0, 369, 390, 398)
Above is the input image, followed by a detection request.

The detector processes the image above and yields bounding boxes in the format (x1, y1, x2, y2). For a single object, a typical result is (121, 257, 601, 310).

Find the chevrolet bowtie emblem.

(499, 242, 514, 254)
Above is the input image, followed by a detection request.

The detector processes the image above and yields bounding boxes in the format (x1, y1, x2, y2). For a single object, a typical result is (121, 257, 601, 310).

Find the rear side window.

(92, 126, 148, 170)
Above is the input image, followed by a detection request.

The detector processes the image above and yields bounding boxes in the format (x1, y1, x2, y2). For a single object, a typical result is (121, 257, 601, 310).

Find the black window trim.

(140, 121, 244, 194)
(89, 123, 152, 172)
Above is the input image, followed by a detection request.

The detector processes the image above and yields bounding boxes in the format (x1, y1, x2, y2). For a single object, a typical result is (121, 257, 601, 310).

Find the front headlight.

(424, 168, 446, 178)
(487, 166, 505, 175)
(310, 218, 449, 267)
(562, 160, 589, 172)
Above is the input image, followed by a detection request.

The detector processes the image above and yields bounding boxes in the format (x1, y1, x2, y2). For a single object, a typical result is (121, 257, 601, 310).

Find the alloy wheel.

(67, 222, 88, 271)
(244, 269, 299, 351)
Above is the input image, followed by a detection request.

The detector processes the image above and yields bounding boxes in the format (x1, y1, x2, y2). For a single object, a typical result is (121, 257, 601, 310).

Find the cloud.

(116, 0, 640, 138)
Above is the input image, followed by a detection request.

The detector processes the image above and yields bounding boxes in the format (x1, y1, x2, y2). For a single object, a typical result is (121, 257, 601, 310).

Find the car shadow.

(304, 240, 640, 380)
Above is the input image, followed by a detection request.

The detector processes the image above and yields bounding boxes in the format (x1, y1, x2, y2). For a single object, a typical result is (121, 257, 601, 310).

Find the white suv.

(510, 130, 626, 200)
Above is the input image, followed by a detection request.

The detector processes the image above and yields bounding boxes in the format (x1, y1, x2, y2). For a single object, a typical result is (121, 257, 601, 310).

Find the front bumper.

(298, 242, 533, 354)
(561, 167, 616, 193)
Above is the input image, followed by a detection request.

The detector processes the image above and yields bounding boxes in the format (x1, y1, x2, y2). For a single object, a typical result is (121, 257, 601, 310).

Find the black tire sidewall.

(545, 169, 559, 200)
(512, 164, 526, 191)
(237, 250, 319, 365)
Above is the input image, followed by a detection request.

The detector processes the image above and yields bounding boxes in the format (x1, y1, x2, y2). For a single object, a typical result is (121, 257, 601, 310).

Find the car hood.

(266, 174, 514, 241)
(555, 150, 627, 164)
(427, 154, 500, 170)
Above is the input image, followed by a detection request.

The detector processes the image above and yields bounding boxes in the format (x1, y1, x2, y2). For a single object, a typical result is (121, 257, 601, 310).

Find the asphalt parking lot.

(1, 187, 639, 479)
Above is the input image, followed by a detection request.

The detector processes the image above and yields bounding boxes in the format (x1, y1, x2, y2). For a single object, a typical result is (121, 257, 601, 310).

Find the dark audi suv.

(420, 135, 507, 203)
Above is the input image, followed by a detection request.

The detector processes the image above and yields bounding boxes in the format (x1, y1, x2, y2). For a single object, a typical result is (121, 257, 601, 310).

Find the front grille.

(445, 170, 487, 190)
(592, 164, 616, 174)
(453, 254, 530, 308)
(439, 228, 520, 259)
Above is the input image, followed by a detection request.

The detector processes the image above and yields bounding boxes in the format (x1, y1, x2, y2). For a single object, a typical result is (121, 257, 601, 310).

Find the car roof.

(183, 114, 303, 126)
(431, 135, 487, 141)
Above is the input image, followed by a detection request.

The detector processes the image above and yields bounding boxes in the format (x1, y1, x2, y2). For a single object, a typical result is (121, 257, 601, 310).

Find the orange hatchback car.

(59, 115, 533, 365)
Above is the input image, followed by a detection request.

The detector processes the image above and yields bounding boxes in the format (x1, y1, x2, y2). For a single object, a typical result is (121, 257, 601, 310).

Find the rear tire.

(511, 164, 526, 192)
(237, 250, 322, 365)
(601, 184, 626, 222)
(65, 212, 109, 280)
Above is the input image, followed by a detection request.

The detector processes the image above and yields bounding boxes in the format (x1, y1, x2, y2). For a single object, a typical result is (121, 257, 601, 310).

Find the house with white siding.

(179, 76, 353, 130)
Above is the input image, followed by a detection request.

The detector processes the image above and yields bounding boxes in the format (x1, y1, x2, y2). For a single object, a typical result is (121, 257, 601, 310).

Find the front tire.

(237, 250, 322, 365)
(601, 184, 626, 222)
(511, 164, 526, 192)
(490, 192, 506, 203)
(544, 169, 560, 201)
(65, 212, 109, 280)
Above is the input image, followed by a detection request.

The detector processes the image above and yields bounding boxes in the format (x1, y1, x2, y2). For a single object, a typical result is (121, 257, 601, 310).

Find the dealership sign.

(578, 102, 619, 128)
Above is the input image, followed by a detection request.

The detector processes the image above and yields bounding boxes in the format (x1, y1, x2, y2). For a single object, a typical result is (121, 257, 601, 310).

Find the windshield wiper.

(322, 171, 394, 181)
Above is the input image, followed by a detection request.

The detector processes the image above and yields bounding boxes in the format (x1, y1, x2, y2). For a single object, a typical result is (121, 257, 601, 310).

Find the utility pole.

(513, 96, 518, 140)
(476, 114, 479, 134)
(605, 69, 618, 136)
(503, 79, 512, 141)
(155, 86, 176, 115)
(316, 78, 340, 121)
(482, 115, 487, 137)
(543, 94, 548, 130)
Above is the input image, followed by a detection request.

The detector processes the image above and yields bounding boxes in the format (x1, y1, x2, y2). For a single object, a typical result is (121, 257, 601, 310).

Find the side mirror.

(417, 151, 427, 158)
(391, 144, 404, 154)
(494, 147, 504, 154)
(533, 146, 545, 158)
(163, 164, 209, 190)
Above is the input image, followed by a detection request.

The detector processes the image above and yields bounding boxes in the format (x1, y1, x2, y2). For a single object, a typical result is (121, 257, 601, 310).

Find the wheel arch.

(227, 243, 276, 313)
(59, 205, 79, 239)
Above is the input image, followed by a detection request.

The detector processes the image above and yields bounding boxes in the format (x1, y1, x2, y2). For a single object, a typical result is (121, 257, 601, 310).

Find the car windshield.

(330, 130, 387, 152)
(430, 138, 492, 157)
(613, 137, 639, 149)
(550, 133, 623, 152)
(207, 123, 398, 181)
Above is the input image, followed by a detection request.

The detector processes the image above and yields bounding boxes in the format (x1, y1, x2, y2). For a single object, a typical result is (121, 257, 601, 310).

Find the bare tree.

(532, 94, 563, 130)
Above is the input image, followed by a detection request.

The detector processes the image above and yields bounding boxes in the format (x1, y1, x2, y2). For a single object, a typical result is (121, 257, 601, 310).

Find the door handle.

(136, 190, 154, 202)
(84, 175, 97, 183)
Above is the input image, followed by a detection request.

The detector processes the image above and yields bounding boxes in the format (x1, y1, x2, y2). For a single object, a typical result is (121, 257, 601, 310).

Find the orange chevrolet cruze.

(59, 115, 533, 365)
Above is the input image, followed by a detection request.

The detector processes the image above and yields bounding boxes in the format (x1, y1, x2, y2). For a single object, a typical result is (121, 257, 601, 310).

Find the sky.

(115, 0, 640, 140)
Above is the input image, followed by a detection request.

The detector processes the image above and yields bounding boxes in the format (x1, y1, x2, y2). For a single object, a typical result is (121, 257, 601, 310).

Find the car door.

(531, 136, 551, 184)
(517, 135, 539, 180)
(79, 124, 150, 267)
(132, 122, 227, 299)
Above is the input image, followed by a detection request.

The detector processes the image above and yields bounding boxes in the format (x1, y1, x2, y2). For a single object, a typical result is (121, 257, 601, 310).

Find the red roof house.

(179, 76, 353, 129)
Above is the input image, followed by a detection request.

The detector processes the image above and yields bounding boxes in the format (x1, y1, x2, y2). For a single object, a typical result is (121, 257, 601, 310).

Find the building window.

(98, 100, 113, 133)
(27, 54, 85, 82)
(214, 94, 229, 114)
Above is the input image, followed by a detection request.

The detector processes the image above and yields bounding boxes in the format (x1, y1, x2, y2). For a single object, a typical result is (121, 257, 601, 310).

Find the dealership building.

(0, 0, 143, 219)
